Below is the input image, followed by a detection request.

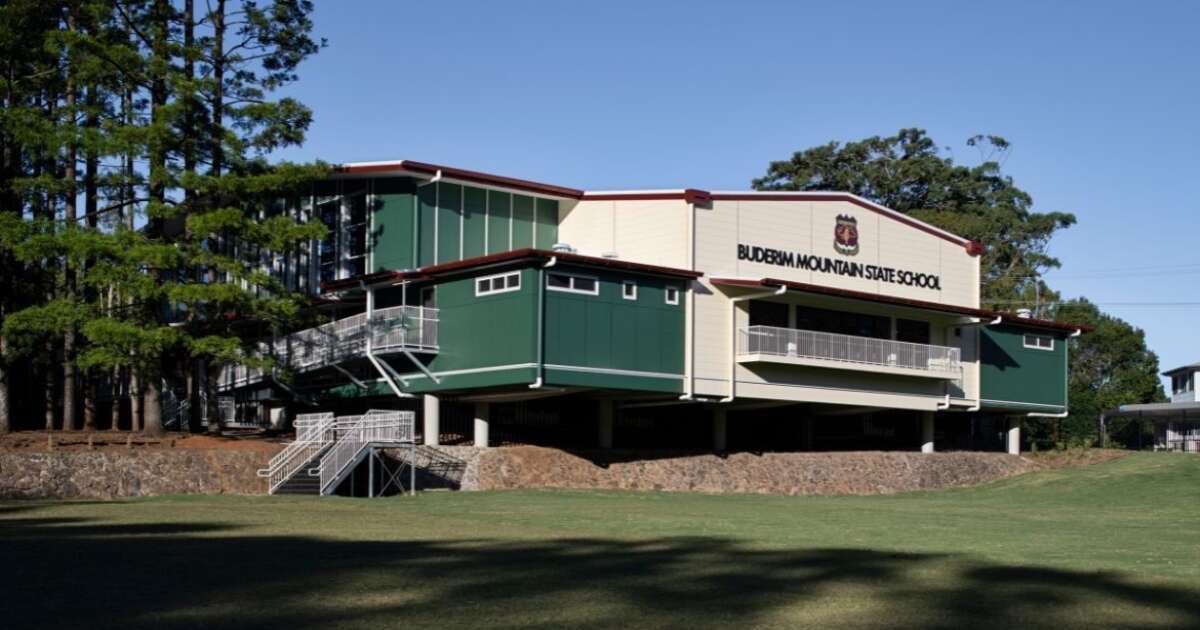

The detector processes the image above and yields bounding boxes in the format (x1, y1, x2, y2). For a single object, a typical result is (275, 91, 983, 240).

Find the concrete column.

(423, 394, 440, 446)
(712, 408, 727, 452)
(473, 401, 490, 448)
(1006, 417, 1021, 455)
(597, 400, 614, 449)
(920, 412, 935, 453)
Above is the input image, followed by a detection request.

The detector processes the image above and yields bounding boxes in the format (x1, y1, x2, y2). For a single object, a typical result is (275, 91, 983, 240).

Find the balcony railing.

(220, 306, 438, 389)
(737, 325, 961, 377)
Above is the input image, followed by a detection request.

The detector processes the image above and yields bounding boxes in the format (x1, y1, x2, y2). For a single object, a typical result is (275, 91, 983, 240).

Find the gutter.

(530, 256, 557, 389)
(721, 284, 788, 403)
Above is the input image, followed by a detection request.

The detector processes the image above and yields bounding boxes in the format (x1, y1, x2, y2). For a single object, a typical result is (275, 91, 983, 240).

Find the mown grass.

(2, 453, 1197, 629)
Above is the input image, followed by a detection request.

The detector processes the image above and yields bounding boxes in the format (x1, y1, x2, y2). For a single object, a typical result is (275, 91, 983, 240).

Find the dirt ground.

(0, 430, 286, 453)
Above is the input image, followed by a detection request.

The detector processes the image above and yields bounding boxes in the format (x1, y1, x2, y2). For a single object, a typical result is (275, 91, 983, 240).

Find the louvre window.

(1023, 334, 1054, 351)
(546, 273, 599, 296)
(665, 285, 680, 305)
(622, 281, 637, 300)
(476, 271, 521, 296)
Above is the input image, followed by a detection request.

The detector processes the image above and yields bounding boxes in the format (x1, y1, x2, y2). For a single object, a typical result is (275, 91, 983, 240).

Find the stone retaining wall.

(0, 446, 1038, 500)
(417, 446, 1037, 495)
(0, 450, 272, 499)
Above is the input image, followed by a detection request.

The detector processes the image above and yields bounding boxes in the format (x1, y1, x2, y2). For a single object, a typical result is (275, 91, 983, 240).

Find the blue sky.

(276, 0, 1200, 388)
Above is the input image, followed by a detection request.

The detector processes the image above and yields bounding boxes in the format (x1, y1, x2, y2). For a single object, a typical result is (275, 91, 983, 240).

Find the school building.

(219, 160, 1087, 456)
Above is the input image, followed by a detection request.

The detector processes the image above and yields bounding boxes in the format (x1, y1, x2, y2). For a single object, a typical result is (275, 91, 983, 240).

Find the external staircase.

(258, 410, 417, 496)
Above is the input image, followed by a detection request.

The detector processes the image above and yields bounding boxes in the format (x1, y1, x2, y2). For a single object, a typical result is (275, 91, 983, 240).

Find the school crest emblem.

(834, 214, 859, 256)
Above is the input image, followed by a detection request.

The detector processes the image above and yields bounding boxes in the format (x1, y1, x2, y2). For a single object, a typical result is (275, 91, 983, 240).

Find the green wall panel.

(421, 269, 539, 377)
(417, 182, 436, 268)
(544, 368, 682, 394)
(463, 186, 487, 259)
(535, 198, 558, 249)
(512, 194, 534, 249)
(980, 325, 1068, 410)
(543, 265, 685, 392)
(436, 182, 462, 264)
(370, 177, 416, 272)
(487, 191, 511, 254)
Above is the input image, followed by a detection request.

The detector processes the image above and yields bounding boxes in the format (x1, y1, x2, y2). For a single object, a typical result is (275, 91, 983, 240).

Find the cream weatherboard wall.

(557, 198, 689, 268)
(690, 197, 982, 409)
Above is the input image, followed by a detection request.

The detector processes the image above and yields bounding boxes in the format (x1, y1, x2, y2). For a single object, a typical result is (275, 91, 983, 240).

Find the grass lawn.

(2, 453, 1198, 629)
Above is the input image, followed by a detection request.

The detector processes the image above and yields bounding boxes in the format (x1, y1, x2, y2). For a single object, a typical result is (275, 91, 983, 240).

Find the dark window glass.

(347, 225, 367, 256)
(506, 274, 520, 289)
(895, 319, 931, 344)
(749, 300, 789, 328)
(348, 193, 367, 224)
(573, 277, 596, 292)
(348, 257, 366, 277)
(548, 274, 570, 289)
(477, 279, 490, 293)
(795, 306, 890, 339)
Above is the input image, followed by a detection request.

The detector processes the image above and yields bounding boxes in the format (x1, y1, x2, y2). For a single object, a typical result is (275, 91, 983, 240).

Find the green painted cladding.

(512, 195, 534, 249)
(367, 178, 561, 270)
(486, 191, 512, 254)
(463, 186, 487, 259)
(403, 269, 540, 393)
(417, 182, 436, 267)
(370, 177, 416, 272)
(980, 325, 1068, 410)
(543, 267, 685, 392)
(436, 183, 462, 263)
(535, 198, 558, 249)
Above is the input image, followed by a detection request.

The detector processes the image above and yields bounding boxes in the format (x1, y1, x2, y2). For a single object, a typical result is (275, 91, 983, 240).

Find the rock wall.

(424, 447, 1038, 495)
(0, 450, 272, 499)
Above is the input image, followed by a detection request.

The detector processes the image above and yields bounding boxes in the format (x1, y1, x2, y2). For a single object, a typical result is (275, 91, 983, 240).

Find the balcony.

(221, 306, 438, 389)
(737, 325, 961, 379)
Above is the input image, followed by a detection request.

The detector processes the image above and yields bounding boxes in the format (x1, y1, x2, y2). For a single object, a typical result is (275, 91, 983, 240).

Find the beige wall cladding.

(557, 198, 689, 268)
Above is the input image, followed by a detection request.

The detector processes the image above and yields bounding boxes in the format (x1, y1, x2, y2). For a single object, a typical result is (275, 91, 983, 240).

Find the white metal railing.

(257, 412, 337, 494)
(738, 325, 961, 375)
(219, 306, 438, 389)
(318, 410, 415, 495)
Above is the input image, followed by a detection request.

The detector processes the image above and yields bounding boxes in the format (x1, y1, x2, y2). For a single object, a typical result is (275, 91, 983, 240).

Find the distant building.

(1101, 362, 1199, 451)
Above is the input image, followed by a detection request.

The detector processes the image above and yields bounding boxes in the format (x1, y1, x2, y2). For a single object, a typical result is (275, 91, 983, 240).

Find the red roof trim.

(331, 162, 979, 254)
(333, 160, 585, 199)
(321, 248, 702, 292)
(710, 277, 1091, 333)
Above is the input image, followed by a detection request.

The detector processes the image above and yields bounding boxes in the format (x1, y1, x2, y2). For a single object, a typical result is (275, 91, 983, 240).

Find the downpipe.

(530, 256, 557, 389)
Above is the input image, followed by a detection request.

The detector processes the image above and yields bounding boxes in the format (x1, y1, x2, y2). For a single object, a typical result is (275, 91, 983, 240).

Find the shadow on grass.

(0, 512, 1196, 630)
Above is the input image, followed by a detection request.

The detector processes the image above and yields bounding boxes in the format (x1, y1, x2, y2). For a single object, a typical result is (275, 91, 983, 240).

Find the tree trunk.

(143, 364, 163, 436)
(83, 373, 96, 431)
(205, 362, 221, 435)
(130, 366, 142, 433)
(109, 367, 121, 430)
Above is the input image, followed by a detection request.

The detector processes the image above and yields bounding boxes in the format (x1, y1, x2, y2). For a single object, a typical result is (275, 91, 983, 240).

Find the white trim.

(980, 398, 1066, 410)
(622, 280, 638, 301)
(665, 284, 680, 305)
(393, 362, 540, 382)
(475, 270, 522, 296)
(546, 272, 600, 296)
(1023, 333, 1055, 351)
(544, 364, 684, 381)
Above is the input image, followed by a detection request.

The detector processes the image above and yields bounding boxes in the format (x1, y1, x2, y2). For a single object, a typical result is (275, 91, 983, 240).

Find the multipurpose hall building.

(219, 160, 1086, 454)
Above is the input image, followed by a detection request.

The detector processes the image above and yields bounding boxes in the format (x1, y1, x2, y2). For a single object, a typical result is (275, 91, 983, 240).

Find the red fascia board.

(333, 160, 585, 199)
(321, 249, 702, 293)
(710, 277, 1091, 333)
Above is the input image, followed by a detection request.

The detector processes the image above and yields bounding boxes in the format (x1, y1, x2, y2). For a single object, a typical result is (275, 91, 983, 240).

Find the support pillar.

(712, 408, 727, 452)
(423, 394, 440, 446)
(800, 417, 814, 451)
(598, 400, 614, 449)
(1006, 416, 1021, 455)
(920, 412, 935, 454)
(474, 402, 490, 448)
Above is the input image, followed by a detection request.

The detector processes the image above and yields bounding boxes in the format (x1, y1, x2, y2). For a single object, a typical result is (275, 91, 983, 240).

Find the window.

(665, 285, 680, 305)
(749, 300, 788, 327)
(344, 191, 368, 277)
(895, 319, 931, 345)
(475, 271, 521, 296)
(1173, 373, 1194, 395)
(622, 281, 637, 300)
(1023, 333, 1054, 351)
(546, 273, 599, 295)
(795, 305, 889, 339)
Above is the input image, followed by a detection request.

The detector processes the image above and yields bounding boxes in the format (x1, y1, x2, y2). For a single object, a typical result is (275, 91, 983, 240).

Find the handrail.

(318, 411, 416, 495)
(258, 412, 336, 494)
(220, 306, 439, 389)
(738, 325, 961, 374)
